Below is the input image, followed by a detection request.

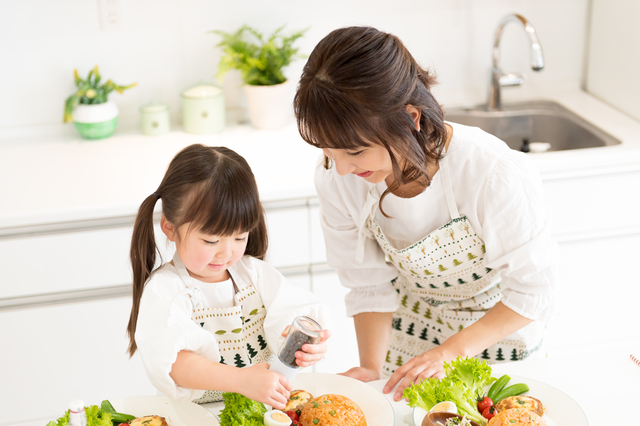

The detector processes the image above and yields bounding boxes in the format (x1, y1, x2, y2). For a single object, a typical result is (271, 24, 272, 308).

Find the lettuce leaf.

(403, 356, 496, 426)
(219, 392, 267, 426)
(47, 405, 112, 426)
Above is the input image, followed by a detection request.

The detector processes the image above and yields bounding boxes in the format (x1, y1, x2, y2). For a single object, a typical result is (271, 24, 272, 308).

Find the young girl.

(126, 144, 331, 408)
(294, 27, 559, 401)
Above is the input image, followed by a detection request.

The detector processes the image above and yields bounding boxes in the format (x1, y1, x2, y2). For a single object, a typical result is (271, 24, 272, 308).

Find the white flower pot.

(243, 80, 293, 130)
(72, 101, 119, 139)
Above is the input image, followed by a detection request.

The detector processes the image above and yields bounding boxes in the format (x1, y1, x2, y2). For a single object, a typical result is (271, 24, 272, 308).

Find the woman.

(293, 26, 559, 401)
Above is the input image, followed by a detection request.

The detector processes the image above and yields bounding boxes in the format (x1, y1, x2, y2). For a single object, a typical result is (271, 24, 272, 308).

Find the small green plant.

(211, 25, 308, 86)
(63, 65, 136, 122)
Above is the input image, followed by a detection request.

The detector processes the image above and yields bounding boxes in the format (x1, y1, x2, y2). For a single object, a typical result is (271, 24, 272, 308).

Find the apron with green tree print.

(357, 155, 545, 377)
(172, 254, 274, 403)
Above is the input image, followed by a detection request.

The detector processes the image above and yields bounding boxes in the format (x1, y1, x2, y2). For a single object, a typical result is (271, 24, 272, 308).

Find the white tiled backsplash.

(0, 0, 588, 135)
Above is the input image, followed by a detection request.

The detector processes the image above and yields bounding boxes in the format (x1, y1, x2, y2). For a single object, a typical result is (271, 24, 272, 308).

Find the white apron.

(356, 154, 545, 377)
(172, 254, 274, 403)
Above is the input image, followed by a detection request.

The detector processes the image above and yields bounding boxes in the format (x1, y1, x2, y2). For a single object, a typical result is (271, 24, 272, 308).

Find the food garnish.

(219, 392, 267, 426)
(403, 356, 495, 425)
(46, 404, 113, 426)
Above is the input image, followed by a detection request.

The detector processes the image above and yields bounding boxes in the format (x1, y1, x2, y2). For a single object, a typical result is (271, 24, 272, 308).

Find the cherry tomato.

(285, 410, 299, 422)
(482, 405, 496, 420)
(477, 396, 493, 413)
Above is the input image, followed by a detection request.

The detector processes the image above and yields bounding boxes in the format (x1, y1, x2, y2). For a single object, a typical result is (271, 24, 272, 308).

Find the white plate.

(411, 375, 587, 426)
(111, 395, 219, 426)
(293, 373, 395, 426)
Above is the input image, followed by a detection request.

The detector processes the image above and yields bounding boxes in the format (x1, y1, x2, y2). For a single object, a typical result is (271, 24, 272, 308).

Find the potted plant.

(212, 25, 307, 129)
(63, 66, 136, 139)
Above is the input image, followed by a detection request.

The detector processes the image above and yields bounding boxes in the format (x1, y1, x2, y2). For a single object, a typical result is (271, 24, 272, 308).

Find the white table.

(204, 338, 640, 425)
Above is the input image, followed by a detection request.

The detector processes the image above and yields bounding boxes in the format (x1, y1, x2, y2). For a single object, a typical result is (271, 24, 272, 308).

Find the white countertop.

(2, 83, 640, 229)
(203, 338, 640, 426)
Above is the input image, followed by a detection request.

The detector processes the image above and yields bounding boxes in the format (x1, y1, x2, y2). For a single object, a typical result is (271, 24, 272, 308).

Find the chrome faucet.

(487, 14, 544, 111)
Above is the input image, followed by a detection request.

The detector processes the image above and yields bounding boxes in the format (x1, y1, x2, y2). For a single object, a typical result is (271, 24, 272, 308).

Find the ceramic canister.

(181, 83, 225, 134)
(140, 101, 170, 136)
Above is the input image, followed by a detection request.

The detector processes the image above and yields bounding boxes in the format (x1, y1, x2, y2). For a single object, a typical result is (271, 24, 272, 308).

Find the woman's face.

(322, 145, 393, 184)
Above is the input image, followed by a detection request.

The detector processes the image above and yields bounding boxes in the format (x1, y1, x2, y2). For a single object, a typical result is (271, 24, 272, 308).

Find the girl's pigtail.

(127, 193, 160, 357)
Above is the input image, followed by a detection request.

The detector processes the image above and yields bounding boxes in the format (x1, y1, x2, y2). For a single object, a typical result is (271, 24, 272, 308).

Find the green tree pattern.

(458, 278, 467, 284)
(257, 334, 267, 350)
(411, 301, 420, 313)
(406, 323, 415, 335)
(419, 328, 428, 340)
(396, 355, 403, 367)
(496, 348, 505, 361)
(401, 295, 408, 307)
(392, 317, 402, 331)
(467, 253, 477, 260)
(436, 316, 444, 325)
(234, 353, 246, 368)
(510, 349, 519, 361)
(386, 351, 391, 363)
(472, 273, 482, 281)
(438, 264, 448, 272)
(219, 356, 226, 365)
(485, 267, 493, 274)
(247, 343, 258, 359)
(443, 281, 452, 287)
(424, 309, 432, 319)
(481, 349, 490, 360)
(424, 269, 434, 275)
(452, 259, 463, 266)
(432, 337, 440, 345)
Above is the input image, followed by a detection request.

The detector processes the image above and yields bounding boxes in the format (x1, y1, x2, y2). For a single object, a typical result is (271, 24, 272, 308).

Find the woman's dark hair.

(294, 26, 447, 216)
(126, 144, 267, 357)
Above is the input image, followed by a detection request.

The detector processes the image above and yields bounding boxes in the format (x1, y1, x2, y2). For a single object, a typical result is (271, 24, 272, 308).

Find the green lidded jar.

(181, 83, 225, 135)
(140, 100, 170, 136)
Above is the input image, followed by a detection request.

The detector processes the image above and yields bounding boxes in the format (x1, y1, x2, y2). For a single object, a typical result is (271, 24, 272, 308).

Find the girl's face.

(322, 144, 393, 184)
(163, 219, 248, 283)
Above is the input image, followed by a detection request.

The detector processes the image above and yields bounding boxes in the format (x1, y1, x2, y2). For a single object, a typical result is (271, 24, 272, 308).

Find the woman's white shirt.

(134, 255, 332, 401)
(315, 122, 560, 323)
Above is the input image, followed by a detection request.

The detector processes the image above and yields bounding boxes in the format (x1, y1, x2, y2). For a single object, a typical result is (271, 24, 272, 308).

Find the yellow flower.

(86, 89, 96, 99)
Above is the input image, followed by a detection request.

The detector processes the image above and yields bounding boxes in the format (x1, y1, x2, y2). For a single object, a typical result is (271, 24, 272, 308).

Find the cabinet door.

(309, 272, 359, 374)
(0, 297, 157, 426)
(265, 207, 310, 268)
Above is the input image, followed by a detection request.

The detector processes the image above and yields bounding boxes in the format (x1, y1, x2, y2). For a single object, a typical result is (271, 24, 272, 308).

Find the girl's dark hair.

(126, 144, 267, 357)
(294, 26, 447, 216)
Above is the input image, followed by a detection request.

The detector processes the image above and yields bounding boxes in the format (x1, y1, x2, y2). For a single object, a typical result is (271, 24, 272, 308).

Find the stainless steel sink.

(444, 100, 621, 152)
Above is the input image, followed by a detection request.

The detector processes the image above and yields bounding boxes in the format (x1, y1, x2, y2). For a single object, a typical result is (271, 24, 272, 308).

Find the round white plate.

(111, 395, 219, 426)
(411, 375, 587, 426)
(293, 373, 395, 426)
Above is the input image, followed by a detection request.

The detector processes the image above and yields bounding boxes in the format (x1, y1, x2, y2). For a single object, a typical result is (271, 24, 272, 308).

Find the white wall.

(0, 0, 588, 138)
(586, 0, 640, 122)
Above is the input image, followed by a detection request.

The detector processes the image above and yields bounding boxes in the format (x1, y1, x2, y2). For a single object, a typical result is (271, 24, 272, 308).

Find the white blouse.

(135, 255, 332, 401)
(315, 122, 560, 323)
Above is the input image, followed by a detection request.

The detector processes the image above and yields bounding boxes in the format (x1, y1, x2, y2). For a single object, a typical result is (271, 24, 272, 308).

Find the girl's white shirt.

(315, 122, 561, 323)
(134, 255, 332, 401)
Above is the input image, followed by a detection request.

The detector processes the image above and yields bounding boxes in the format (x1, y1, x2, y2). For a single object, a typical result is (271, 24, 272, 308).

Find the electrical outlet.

(98, 0, 123, 32)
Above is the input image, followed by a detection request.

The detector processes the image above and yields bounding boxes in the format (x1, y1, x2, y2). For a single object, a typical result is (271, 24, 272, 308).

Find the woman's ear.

(405, 104, 421, 132)
(160, 215, 177, 242)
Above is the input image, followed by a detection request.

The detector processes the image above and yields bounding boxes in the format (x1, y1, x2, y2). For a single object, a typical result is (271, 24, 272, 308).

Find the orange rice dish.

(487, 408, 547, 426)
(298, 394, 366, 426)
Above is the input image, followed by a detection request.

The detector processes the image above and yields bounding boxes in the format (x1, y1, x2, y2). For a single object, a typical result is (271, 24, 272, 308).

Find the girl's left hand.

(383, 346, 451, 401)
(281, 327, 332, 368)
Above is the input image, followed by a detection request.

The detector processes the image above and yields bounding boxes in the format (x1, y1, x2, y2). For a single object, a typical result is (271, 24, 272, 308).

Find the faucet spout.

(488, 14, 544, 111)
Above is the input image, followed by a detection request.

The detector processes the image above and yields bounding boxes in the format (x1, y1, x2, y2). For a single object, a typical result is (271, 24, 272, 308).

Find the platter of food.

(111, 395, 219, 426)
(291, 372, 395, 426)
(410, 372, 587, 426)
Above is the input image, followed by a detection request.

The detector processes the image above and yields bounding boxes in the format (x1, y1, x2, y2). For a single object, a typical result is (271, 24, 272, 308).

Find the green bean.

(487, 374, 510, 401)
(101, 400, 116, 413)
(494, 383, 530, 403)
(110, 412, 136, 424)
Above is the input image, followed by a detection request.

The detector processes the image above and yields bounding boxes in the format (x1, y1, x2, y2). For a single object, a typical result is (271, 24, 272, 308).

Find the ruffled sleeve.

(134, 265, 220, 401)
(314, 158, 399, 317)
(480, 152, 561, 323)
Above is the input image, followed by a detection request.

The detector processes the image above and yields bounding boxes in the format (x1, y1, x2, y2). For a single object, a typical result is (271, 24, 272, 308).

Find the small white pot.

(243, 80, 293, 130)
(72, 101, 119, 140)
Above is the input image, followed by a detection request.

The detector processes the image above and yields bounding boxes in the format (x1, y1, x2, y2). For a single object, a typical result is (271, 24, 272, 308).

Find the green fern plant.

(211, 25, 308, 86)
(63, 65, 137, 122)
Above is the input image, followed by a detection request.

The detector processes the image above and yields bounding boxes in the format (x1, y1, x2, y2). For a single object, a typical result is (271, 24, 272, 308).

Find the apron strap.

(439, 153, 461, 219)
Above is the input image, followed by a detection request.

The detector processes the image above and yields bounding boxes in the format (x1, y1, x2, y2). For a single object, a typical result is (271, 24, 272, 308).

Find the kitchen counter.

(2, 82, 640, 230)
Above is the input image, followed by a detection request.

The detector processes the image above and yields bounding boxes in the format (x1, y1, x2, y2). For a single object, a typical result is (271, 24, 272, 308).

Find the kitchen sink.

(444, 100, 621, 152)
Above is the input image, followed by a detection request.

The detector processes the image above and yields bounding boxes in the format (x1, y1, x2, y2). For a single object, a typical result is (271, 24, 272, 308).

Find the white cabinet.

(265, 206, 310, 268)
(0, 297, 156, 426)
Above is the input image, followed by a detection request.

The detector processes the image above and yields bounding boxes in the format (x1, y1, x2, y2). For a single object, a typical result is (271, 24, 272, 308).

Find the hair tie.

(154, 192, 160, 200)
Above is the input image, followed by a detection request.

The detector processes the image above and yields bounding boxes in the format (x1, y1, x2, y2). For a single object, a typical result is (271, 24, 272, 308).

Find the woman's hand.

(237, 363, 292, 409)
(338, 366, 381, 382)
(291, 329, 332, 368)
(383, 346, 451, 401)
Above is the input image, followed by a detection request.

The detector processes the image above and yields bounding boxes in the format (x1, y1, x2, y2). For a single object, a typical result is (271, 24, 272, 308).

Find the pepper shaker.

(269, 316, 322, 381)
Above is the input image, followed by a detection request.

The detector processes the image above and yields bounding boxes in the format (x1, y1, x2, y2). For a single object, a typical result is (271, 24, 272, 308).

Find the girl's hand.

(338, 366, 381, 382)
(237, 363, 292, 409)
(295, 329, 331, 368)
(383, 347, 451, 401)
